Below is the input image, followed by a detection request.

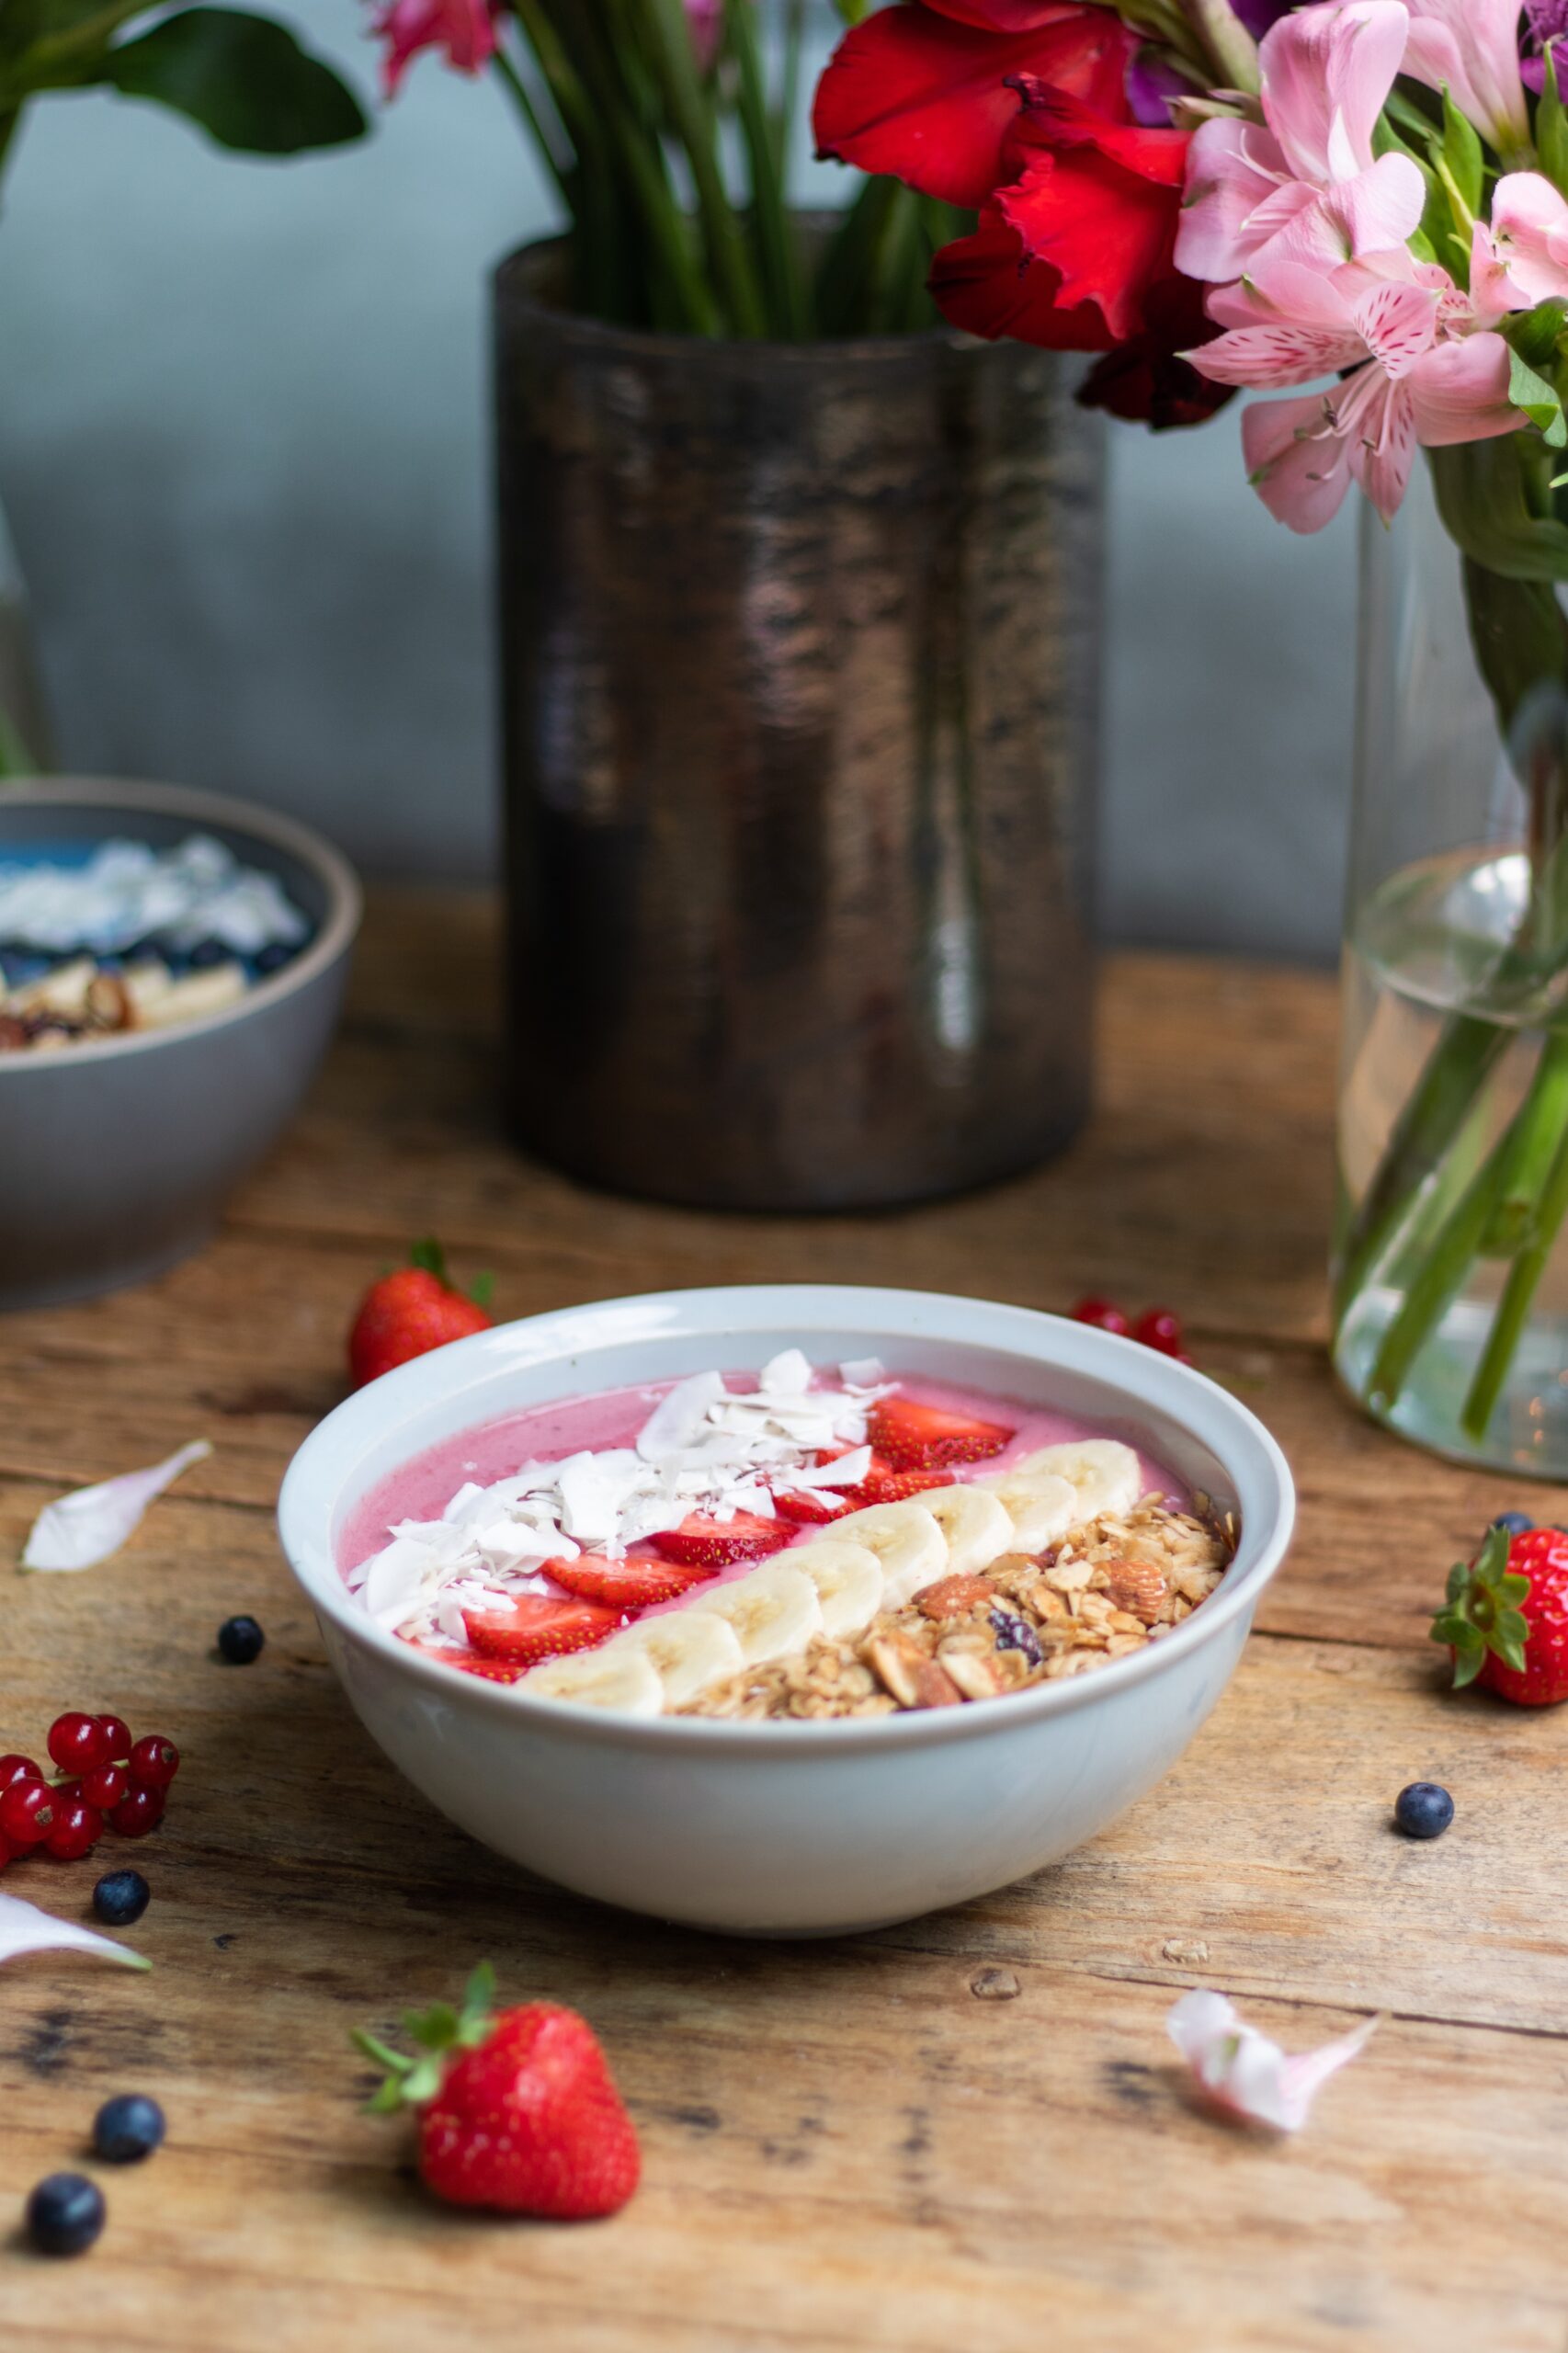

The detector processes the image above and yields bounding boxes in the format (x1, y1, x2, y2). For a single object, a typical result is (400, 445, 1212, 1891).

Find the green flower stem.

(1366, 1097, 1523, 1410)
(727, 0, 807, 337)
(1334, 1011, 1511, 1318)
(642, 0, 767, 336)
(489, 41, 572, 211)
(1462, 1037, 1568, 1438)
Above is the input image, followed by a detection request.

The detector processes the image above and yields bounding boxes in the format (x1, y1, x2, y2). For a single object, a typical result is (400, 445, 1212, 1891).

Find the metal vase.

(494, 239, 1103, 1211)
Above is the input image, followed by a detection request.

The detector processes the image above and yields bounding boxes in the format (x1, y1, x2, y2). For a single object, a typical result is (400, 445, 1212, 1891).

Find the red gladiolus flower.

(812, 0, 1131, 211)
(926, 75, 1233, 426)
(373, 0, 497, 97)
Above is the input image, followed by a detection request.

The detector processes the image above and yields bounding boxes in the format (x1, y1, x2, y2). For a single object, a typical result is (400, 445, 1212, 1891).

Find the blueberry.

(217, 1614, 266, 1665)
(92, 1869, 151, 1927)
(990, 1608, 1043, 1667)
(253, 940, 293, 977)
(187, 938, 228, 970)
(93, 2095, 165, 2165)
(26, 2173, 105, 2256)
(1394, 1781, 1454, 1840)
(1492, 1511, 1533, 1536)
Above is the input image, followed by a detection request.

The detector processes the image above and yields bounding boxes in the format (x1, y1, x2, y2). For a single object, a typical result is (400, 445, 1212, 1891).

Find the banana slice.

(915, 1485, 1016, 1577)
(702, 1562, 824, 1664)
(1013, 1439, 1142, 1526)
(782, 1540, 885, 1638)
(974, 1467, 1078, 1552)
(522, 1646, 665, 1716)
(831, 1501, 949, 1608)
(604, 1609, 744, 1710)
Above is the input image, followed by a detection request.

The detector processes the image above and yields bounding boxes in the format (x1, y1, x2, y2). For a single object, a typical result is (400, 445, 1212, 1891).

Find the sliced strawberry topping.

(653, 1511, 780, 1569)
(861, 1462, 953, 1502)
(773, 1452, 951, 1519)
(547, 1552, 712, 1607)
(462, 1596, 621, 1665)
(401, 1638, 528, 1684)
(867, 1397, 1013, 1472)
(773, 1486, 856, 1525)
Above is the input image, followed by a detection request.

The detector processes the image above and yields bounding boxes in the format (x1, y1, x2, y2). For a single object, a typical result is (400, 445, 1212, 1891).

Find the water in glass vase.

(1335, 846, 1568, 1477)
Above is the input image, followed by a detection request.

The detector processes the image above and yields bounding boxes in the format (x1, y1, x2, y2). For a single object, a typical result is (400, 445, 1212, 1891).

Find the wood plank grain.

(5, 891, 1562, 2353)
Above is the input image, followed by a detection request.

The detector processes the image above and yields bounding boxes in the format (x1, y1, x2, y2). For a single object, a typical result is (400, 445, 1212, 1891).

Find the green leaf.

(1541, 44, 1568, 202)
(1431, 441, 1568, 584)
(1439, 85, 1483, 220)
(1506, 301, 1568, 374)
(1450, 1639, 1486, 1689)
(366, 2077, 407, 2116)
(1509, 345, 1568, 449)
(406, 2002, 460, 2052)
(408, 1237, 449, 1283)
(97, 9, 367, 154)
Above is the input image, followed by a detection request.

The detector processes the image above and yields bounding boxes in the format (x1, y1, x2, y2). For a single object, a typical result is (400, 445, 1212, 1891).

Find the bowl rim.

(278, 1283, 1297, 1755)
(0, 777, 362, 1072)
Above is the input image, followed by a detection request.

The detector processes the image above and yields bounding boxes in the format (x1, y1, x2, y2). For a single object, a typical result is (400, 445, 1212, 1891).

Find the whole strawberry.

(347, 1240, 493, 1388)
(1431, 1524, 1568, 1705)
(354, 1964, 640, 2218)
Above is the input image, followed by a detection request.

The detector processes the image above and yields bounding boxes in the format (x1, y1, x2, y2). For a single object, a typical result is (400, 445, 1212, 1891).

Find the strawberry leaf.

(468, 1272, 495, 1312)
(1432, 1527, 1535, 1688)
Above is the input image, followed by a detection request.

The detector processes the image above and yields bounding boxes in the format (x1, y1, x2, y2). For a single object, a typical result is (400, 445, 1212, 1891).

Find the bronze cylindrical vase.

(494, 239, 1103, 1211)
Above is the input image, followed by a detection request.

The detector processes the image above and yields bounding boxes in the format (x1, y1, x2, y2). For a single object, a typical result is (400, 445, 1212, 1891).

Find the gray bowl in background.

(0, 779, 361, 1311)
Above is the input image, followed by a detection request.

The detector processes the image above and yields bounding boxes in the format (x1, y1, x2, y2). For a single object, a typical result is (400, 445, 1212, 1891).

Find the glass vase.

(1334, 450, 1568, 1475)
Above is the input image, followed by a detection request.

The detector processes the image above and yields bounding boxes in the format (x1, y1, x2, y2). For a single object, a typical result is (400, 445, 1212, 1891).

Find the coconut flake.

(840, 1357, 886, 1389)
(637, 1371, 725, 1461)
(0, 1893, 150, 1972)
(21, 1439, 212, 1572)
(759, 1348, 812, 1395)
(1166, 1991, 1377, 2132)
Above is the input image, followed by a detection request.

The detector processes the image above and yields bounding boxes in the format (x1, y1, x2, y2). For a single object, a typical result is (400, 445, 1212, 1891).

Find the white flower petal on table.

(1167, 1990, 1377, 2131)
(21, 1439, 212, 1572)
(0, 1893, 150, 1972)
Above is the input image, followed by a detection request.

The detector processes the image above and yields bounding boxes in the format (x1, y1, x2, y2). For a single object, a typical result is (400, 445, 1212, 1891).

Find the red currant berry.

(0, 1779, 59, 1847)
(128, 1736, 178, 1790)
(96, 1716, 132, 1765)
(1132, 1308, 1186, 1357)
(44, 1802, 104, 1862)
(1071, 1296, 1131, 1336)
(0, 1829, 14, 1872)
(81, 1765, 128, 1810)
(51, 1779, 83, 1806)
(108, 1786, 165, 1840)
(47, 1713, 110, 1775)
(0, 1755, 42, 1792)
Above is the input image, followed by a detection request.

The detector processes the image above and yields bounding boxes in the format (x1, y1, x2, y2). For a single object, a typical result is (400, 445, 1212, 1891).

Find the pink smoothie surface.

(338, 1370, 1189, 1616)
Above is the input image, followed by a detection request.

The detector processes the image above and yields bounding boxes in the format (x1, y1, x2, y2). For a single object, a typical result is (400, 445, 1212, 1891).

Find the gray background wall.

(0, 0, 1357, 959)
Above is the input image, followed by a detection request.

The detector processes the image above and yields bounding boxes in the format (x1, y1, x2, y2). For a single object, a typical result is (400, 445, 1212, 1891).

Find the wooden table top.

(4, 891, 1565, 2353)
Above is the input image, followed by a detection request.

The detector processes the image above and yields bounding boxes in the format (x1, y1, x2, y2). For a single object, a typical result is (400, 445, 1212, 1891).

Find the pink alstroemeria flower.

(1485, 171, 1568, 306)
(1192, 250, 1521, 529)
(372, 0, 497, 98)
(1398, 0, 1531, 157)
(1176, 3, 1425, 287)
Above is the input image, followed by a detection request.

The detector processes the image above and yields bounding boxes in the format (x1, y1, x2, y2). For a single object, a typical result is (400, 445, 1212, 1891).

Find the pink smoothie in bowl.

(336, 1350, 1233, 1725)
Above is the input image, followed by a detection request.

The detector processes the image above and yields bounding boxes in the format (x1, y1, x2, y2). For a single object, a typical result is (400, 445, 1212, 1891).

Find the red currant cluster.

(0, 1714, 179, 1869)
(1070, 1298, 1192, 1362)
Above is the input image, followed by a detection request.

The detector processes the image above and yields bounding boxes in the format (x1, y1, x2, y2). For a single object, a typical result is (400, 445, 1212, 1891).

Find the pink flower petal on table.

(1167, 1989, 1376, 2131)
(0, 1893, 150, 1972)
(21, 1439, 212, 1571)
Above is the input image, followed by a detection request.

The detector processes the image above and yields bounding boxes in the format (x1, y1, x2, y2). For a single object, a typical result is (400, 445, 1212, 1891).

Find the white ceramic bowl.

(278, 1285, 1294, 1937)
